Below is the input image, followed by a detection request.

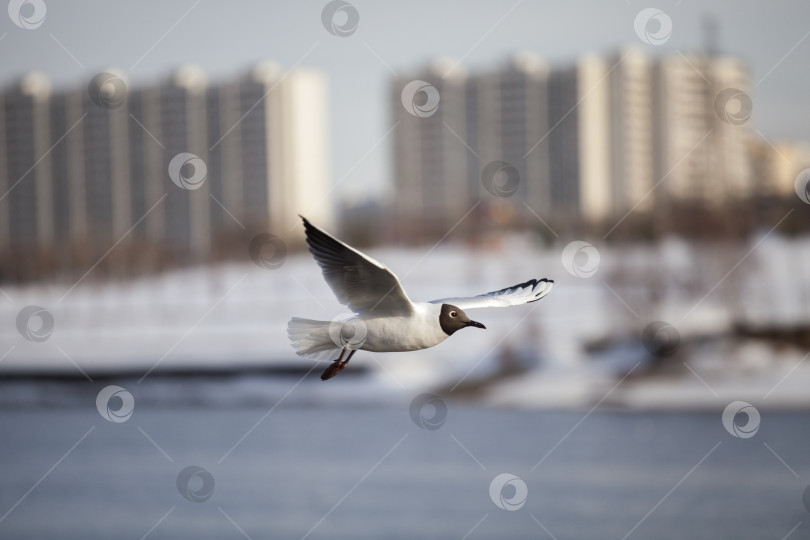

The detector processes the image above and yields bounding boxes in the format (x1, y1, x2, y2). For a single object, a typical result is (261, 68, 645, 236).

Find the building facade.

(393, 49, 756, 235)
(0, 64, 332, 282)
(392, 59, 472, 241)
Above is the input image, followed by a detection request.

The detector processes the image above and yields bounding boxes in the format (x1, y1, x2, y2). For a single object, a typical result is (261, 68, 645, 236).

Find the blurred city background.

(1, 1, 810, 539)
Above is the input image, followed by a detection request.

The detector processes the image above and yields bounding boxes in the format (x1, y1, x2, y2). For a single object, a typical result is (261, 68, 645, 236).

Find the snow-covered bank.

(1, 233, 808, 409)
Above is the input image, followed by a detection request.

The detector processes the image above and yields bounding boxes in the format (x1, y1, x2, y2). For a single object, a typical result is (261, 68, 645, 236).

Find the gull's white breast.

(358, 302, 447, 353)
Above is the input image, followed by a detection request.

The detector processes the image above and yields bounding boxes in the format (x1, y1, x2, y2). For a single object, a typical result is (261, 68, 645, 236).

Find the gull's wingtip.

(300, 215, 316, 232)
(519, 277, 554, 288)
(526, 277, 554, 303)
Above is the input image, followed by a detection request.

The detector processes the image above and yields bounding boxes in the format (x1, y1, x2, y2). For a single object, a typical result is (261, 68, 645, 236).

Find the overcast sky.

(2, 0, 808, 204)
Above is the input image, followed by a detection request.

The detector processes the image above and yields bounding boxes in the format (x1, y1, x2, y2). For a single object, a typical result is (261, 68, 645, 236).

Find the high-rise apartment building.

(654, 53, 752, 206)
(394, 49, 754, 232)
(0, 64, 332, 281)
(749, 138, 810, 198)
(609, 48, 655, 215)
(159, 65, 211, 259)
(476, 53, 551, 215)
(548, 48, 655, 224)
(50, 90, 86, 263)
(549, 55, 612, 223)
(486, 53, 552, 218)
(208, 63, 332, 237)
(1, 73, 53, 253)
(392, 59, 472, 241)
(128, 85, 166, 252)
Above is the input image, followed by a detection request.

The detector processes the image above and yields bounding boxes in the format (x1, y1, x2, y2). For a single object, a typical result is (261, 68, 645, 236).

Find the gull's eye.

(450, 311, 457, 317)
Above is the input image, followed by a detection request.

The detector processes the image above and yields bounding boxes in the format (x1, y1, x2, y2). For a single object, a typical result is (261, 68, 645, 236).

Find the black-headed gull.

(288, 217, 554, 380)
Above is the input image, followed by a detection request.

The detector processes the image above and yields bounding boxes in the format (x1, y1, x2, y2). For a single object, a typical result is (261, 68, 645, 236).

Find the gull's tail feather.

(287, 317, 340, 360)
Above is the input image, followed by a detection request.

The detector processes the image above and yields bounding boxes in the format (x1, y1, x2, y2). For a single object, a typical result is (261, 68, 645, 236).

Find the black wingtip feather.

(525, 278, 554, 303)
(492, 278, 552, 296)
(301, 216, 330, 248)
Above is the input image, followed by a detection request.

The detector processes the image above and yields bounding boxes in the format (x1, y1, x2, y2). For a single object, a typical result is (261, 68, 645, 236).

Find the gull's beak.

(466, 320, 486, 330)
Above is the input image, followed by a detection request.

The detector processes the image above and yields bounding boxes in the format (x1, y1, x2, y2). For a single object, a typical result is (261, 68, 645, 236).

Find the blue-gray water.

(1, 403, 808, 539)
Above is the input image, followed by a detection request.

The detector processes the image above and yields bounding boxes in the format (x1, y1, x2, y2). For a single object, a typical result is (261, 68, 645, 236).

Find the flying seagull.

(288, 216, 554, 380)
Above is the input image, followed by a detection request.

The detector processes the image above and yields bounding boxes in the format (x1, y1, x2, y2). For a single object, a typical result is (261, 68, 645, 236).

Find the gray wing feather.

(302, 217, 414, 316)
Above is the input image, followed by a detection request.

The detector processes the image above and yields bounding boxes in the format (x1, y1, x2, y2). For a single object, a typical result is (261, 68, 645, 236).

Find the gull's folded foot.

(319, 349, 357, 381)
(320, 360, 347, 381)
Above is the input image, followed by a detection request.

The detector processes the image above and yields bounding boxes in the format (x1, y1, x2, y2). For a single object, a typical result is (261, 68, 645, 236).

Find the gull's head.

(439, 303, 486, 336)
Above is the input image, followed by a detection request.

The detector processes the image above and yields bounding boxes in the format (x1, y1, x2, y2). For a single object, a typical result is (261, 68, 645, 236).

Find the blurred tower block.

(549, 55, 611, 225)
(393, 48, 756, 237)
(392, 58, 472, 242)
(710, 56, 753, 200)
(549, 48, 654, 227)
(49, 89, 87, 271)
(82, 69, 132, 266)
(481, 53, 551, 221)
(206, 75, 243, 239)
(208, 62, 333, 248)
(394, 51, 656, 235)
(750, 138, 810, 197)
(654, 53, 752, 206)
(609, 47, 655, 216)
(160, 65, 211, 262)
(128, 85, 166, 263)
(0, 63, 333, 282)
(276, 67, 334, 234)
(0, 73, 53, 279)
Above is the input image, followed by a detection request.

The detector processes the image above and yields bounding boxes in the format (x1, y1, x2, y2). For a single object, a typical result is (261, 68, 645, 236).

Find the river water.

(0, 402, 807, 539)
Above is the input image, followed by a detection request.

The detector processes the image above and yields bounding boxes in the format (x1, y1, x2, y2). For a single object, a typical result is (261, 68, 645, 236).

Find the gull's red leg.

(320, 348, 349, 381)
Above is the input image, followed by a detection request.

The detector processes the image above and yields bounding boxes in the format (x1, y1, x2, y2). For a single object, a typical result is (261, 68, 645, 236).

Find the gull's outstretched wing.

(428, 278, 553, 310)
(301, 216, 414, 316)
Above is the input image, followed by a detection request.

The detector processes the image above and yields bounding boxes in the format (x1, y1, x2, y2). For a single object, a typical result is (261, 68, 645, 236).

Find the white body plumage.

(288, 217, 554, 377)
